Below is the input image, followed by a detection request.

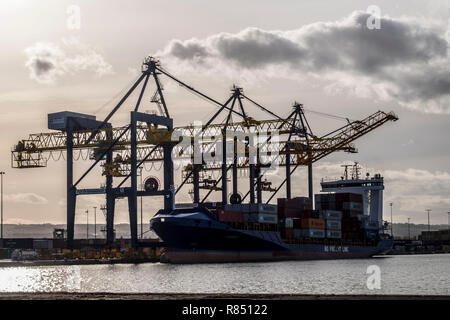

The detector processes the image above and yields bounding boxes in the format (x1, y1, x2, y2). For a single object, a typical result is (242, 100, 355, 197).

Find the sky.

(0, 0, 450, 228)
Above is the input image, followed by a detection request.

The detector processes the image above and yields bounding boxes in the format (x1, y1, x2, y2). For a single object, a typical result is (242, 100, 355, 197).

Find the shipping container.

(326, 220, 341, 230)
(300, 218, 325, 230)
(342, 202, 363, 211)
(285, 218, 294, 228)
(320, 210, 342, 220)
(292, 218, 302, 229)
(341, 217, 361, 232)
(315, 193, 336, 203)
(294, 228, 325, 238)
(315, 200, 336, 211)
(255, 204, 277, 214)
(278, 197, 310, 209)
(217, 209, 244, 223)
(326, 230, 342, 239)
(341, 209, 364, 217)
(257, 213, 278, 224)
(224, 204, 250, 213)
(244, 213, 257, 222)
(281, 228, 294, 239)
(278, 207, 302, 218)
(225, 203, 277, 214)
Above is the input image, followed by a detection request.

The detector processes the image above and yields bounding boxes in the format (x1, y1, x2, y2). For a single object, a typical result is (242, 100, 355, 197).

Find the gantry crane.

(11, 56, 398, 249)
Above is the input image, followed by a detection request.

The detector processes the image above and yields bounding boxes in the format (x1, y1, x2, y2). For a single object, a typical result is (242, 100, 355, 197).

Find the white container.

(326, 220, 341, 230)
(296, 229, 325, 238)
(285, 218, 294, 228)
(326, 230, 342, 239)
(321, 210, 342, 220)
(258, 213, 277, 224)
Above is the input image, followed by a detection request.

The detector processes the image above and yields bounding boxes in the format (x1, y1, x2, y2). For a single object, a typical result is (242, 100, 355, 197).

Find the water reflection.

(0, 266, 80, 292)
(0, 254, 448, 295)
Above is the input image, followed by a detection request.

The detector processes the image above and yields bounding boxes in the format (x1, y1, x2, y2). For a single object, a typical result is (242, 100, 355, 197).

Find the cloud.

(25, 37, 114, 84)
(155, 11, 450, 114)
(5, 193, 48, 205)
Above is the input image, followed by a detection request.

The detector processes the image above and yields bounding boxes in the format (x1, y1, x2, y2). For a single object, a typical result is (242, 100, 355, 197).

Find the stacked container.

(292, 218, 326, 239)
(224, 203, 278, 224)
(315, 194, 336, 211)
(322, 210, 342, 239)
(335, 193, 363, 217)
(216, 207, 245, 223)
(336, 193, 364, 239)
(277, 197, 312, 218)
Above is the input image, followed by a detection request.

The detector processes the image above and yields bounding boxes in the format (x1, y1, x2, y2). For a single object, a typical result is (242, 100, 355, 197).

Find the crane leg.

(163, 144, 175, 211)
(66, 123, 75, 249)
(129, 112, 138, 247)
(308, 164, 313, 208)
(105, 131, 115, 245)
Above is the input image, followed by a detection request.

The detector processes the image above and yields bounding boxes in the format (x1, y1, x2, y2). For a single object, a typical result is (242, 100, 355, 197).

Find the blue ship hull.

(150, 208, 393, 264)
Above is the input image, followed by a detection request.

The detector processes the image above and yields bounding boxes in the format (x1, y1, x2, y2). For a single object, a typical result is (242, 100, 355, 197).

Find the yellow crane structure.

(10, 57, 398, 248)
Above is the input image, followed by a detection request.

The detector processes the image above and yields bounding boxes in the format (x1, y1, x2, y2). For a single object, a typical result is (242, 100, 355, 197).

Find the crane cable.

(93, 74, 142, 115)
(303, 108, 355, 123)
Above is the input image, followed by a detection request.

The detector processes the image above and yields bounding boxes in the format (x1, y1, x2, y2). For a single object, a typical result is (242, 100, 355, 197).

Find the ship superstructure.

(320, 163, 384, 229)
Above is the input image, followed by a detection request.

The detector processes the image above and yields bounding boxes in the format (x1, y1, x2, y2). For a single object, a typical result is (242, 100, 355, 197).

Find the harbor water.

(0, 254, 448, 295)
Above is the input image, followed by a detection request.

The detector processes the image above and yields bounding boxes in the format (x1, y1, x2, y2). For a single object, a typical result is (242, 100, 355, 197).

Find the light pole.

(389, 202, 393, 238)
(407, 218, 411, 241)
(0, 171, 4, 239)
(93, 206, 97, 241)
(139, 167, 143, 239)
(426, 209, 431, 232)
(86, 209, 89, 240)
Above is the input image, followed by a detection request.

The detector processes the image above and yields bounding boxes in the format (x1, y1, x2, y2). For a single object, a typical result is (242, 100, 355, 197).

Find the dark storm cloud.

(33, 59, 55, 76)
(158, 11, 450, 113)
(214, 28, 306, 68)
(168, 40, 209, 60)
(24, 39, 114, 83)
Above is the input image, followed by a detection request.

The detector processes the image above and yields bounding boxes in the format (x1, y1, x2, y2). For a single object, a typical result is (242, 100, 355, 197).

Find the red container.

(277, 198, 288, 208)
(292, 218, 302, 229)
(278, 197, 311, 210)
(302, 209, 313, 218)
(217, 209, 244, 223)
(341, 217, 361, 231)
(278, 207, 300, 218)
(283, 228, 294, 239)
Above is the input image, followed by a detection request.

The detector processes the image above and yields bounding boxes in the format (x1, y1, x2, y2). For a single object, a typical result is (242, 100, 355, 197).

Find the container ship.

(151, 163, 393, 263)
